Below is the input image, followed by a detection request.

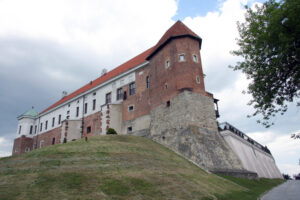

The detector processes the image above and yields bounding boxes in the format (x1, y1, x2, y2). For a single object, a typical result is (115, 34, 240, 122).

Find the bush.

(106, 128, 117, 135)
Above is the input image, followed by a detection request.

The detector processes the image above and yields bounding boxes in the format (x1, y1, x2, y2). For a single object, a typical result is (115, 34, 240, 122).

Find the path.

(261, 180, 300, 200)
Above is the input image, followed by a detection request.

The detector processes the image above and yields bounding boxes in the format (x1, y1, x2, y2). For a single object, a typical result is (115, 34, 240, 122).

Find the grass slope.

(0, 135, 283, 200)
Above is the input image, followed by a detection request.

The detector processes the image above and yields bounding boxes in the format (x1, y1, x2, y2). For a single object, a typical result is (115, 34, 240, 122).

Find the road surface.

(261, 180, 300, 200)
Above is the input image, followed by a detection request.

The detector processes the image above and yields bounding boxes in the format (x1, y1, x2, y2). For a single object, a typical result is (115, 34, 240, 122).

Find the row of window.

(165, 53, 198, 68)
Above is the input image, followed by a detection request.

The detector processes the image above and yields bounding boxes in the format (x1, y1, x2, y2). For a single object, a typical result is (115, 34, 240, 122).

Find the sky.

(0, 0, 299, 176)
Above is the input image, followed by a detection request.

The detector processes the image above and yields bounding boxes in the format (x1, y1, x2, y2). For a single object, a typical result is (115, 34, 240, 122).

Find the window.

(18, 125, 21, 134)
(129, 82, 135, 95)
(146, 76, 150, 89)
(52, 137, 55, 145)
(127, 126, 132, 133)
(193, 54, 198, 62)
(93, 92, 96, 96)
(166, 101, 170, 107)
(45, 121, 48, 130)
(34, 125, 37, 134)
(29, 125, 33, 134)
(179, 54, 185, 62)
(93, 99, 96, 110)
(106, 93, 111, 104)
(76, 106, 79, 117)
(117, 88, 123, 100)
(40, 123, 43, 132)
(128, 105, 134, 111)
(84, 103, 88, 114)
(25, 147, 30, 152)
(66, 116, 70, 119)
(68, 104, 70, 107)
(58, 115, 61, 124)
(164, 83, 168, 90)
(40, 140, 44, 148)
(166, 60, 170, 68)
(196, 75, 201, 84)
(87, 126, 91, 133)
(52, 117, 55, 127)
(67, 110, 70, 114)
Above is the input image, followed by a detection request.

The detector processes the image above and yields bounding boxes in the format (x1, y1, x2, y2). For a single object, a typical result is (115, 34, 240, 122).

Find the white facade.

(16, 67, 141, 137)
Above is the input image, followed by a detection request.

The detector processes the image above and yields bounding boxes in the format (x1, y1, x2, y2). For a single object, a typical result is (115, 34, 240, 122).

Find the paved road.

(261, 180, 300, 200)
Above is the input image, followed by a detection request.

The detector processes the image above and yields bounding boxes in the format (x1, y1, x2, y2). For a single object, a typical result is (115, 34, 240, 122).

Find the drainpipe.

(81, 95, 85, 138)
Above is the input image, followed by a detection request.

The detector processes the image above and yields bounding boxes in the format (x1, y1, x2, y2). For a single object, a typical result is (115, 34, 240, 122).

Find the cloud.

(0, 135, 14, 158)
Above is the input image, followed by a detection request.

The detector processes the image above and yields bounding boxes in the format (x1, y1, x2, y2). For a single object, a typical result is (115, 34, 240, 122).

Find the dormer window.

(179, 54, 185, 62)
(193, 54, 198, 62)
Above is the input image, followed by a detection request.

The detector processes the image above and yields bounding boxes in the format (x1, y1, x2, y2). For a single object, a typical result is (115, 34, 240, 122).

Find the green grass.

(0, 135, 283, 200)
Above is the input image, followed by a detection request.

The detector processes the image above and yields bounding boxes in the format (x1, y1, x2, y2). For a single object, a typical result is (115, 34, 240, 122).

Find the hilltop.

(0, 135, 283, 200)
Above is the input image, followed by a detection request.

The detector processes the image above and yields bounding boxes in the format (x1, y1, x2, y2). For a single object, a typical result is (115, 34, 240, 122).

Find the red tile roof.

(40, 20, 199, 115)
(147, 20, 202, 60)
(40, 47, 154, 114)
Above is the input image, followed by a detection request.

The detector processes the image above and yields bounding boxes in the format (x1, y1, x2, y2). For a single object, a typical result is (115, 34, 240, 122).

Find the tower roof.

(18, 107, 38, 119)
(146, 20, 202, 60)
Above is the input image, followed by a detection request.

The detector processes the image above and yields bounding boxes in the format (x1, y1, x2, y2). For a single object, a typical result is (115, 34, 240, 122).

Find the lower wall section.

(34, 127, 62, 149)
(12, 135, 33, 155)
(221, 130, 282, 179)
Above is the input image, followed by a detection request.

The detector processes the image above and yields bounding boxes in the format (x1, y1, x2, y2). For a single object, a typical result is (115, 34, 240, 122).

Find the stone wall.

(149, 91, 245, 172)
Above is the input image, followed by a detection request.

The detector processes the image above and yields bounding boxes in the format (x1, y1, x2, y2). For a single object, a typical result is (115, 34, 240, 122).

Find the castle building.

(12, 21, 282, 179)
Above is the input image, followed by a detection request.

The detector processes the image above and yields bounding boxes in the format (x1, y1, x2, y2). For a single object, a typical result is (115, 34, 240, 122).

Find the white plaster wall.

(221, 130, 282, 179)
(110, 104, 123, 134)
(16, 118, 36, 138)
(34, 71, 135, 136)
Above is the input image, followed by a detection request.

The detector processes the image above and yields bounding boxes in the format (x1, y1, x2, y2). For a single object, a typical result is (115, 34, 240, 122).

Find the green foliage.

(106, 127, 117, 135)
(231, 0, 300, 127)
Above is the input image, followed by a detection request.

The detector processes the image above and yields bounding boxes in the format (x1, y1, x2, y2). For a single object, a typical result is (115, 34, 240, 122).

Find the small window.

(67, 110, 70, 114)
(87, 126, 91, 133)
(29, 125, 33, 134)
(40, 140, 44, 148)
(127, 126, 132, 133)
(117, 88, 123, 100)
(25, 147, 30, 152)
(196, 75, 201, 84)
(58, 115, 61, 124)
(40, 123, 43, 132)
(164, 83, 168, 90)
(66, 116, 70, 119)
(193, 54, 198, 62)
(76, 106, 79, 117)
(45, 121, 48, 130)
(77, 100, 80, 104)
(129, 82, 136, 95)
(93, 92, 96, 96)
(166, 101, 170, 107)
(52, 137, 55, 145)
(52, 117, 55, 127)
(68, 104, 70, 107)
(84, 103, 88, 114)
(18, 125, 22, 134)
(128, 105, 134, 111)
(106, 93, 111, 104)
(179, 54, 185, 62)
(146, 76, 150, 89)
(166, 60, 170, 68)
(15, 147, 18, 153)
(93, 99, 96, 110)
(34, 125, 37, 134)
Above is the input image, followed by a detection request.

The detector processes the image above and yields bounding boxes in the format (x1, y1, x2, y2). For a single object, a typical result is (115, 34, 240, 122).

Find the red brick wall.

(33, 127, 62, 149)
(83, 111, 102, 136)
(122, 36, 212, 122)
(12, 135, 33, 155)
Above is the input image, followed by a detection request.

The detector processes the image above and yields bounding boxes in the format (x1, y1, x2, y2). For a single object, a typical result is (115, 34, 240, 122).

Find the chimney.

(62, 91, 68, 99)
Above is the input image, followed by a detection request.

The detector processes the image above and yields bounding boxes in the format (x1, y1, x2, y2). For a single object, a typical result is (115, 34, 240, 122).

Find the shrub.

(106, 128, 117, 135)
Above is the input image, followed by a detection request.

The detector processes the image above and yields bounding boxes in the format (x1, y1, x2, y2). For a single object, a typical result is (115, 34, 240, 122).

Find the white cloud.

(0, 136, 13, 158)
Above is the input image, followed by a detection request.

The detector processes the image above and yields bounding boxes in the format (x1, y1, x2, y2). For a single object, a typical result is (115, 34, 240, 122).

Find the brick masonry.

(12, 135, 33, 155)
(33, 126, 62, 149)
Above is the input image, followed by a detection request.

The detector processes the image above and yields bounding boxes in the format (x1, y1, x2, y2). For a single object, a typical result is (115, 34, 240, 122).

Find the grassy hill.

(0, 135, 283, 200)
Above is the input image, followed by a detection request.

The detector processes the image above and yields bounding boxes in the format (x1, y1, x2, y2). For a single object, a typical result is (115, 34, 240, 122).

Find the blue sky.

(0, 0, 299, 176)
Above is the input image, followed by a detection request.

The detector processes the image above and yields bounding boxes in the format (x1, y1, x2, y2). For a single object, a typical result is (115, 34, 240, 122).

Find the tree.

(231, 0, 300, 127)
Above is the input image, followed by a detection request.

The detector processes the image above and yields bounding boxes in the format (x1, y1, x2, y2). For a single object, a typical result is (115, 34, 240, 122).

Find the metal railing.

(219, 122, 271, 155)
